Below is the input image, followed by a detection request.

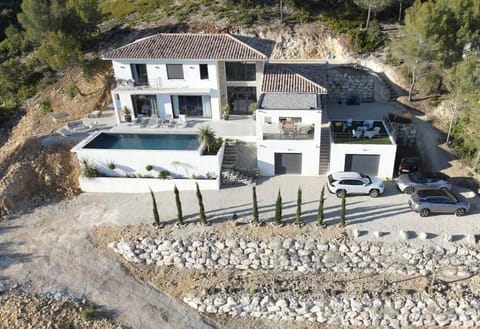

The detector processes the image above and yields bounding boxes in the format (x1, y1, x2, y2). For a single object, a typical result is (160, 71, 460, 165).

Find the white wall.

(329, 142, 397, 178)
(72, 133, 225, 179)
(79, 176, 220, 193)
(255, 109, 322, 176)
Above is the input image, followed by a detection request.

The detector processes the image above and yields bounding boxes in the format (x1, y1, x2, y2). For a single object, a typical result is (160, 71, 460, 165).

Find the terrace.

(330, 120, 393, 145)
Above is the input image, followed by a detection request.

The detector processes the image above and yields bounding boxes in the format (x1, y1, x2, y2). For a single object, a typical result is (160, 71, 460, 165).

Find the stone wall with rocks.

(326, 67, 375, 103)
(110, 235, 480, 327)
(184, 293, 480, 327)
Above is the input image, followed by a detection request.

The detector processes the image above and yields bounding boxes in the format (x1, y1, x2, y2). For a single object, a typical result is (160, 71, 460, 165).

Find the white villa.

(72, 33, 397, 192)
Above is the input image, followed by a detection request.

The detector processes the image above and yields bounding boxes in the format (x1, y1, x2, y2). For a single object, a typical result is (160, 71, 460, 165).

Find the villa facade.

(97, 32, 397, 182)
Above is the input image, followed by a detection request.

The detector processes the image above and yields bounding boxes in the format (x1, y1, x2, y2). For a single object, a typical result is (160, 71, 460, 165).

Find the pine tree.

(149, 188, 161, 227)
(174, 185, 184, 226)
(274, 189, 282, 226)
(251, 185, 259, 224)
(317, 186, 326, 227)
(295, 187, 303, 226)
(196, 183, 207, 225)
(340, 193, 346, 227)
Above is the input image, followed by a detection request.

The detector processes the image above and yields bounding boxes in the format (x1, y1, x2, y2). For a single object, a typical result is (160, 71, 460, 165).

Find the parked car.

(396, 171, 451, 194)
(327, 171, 385, 198)
(397, 156, 421, 176)
(408, 189, 470, 217)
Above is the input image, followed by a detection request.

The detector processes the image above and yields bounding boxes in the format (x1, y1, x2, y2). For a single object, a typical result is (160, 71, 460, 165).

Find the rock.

(352, 229, 360, 238)
(445, 234, 453, 242)
(399, 230, 409, 240)
(214, 297, 226, 306)
(419, 232, 428, 240)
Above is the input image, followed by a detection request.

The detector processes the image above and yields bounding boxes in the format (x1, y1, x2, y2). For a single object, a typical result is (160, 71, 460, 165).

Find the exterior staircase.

(318, 111, 331, 175)
(378, 72, 400, 102)
(221, 139, 257, 185)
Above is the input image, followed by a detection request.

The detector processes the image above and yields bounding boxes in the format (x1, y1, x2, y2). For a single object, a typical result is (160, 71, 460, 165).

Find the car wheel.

(369, 189, 379, 198)
(336, 190, 346, 198)
(420, 209, 430, 217)
(404, 187, 414, 194)
(455, 208, 466, 216)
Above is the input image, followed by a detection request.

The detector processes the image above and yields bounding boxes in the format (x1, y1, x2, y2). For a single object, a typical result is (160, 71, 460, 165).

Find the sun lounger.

(175, 114, 187, 128)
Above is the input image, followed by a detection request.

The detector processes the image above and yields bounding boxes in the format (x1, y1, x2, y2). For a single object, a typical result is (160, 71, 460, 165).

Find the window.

(225, 62, 256, 81)
(131, 64, 148, 86)
(167, 64, 184, 79)
(200, 64, 209, 80)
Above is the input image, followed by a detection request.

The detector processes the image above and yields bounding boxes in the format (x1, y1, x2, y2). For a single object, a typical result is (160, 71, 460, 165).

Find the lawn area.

(331, 120, 392, 144)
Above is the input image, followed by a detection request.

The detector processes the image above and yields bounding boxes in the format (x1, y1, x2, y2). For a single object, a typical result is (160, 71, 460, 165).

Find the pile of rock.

(184, 294, 480, 327)
(109, 236, 480, 277)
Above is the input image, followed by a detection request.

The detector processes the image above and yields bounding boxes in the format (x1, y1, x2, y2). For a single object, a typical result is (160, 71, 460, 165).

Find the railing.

(262, 124, 315, 140)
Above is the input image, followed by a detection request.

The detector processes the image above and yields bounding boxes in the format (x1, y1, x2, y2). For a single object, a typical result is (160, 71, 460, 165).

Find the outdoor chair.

(345, 117, 353, 129)
(147, 117, 160, 128)
(176, 114, 187, 128)
(352, 129, 363, 138)
(161, 114, 173, 127)
(363, 119, 374, 130)
(364, 126, 381, 139)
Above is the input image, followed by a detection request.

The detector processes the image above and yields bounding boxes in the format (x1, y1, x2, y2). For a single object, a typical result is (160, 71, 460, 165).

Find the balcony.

(262, 122, 314, 140)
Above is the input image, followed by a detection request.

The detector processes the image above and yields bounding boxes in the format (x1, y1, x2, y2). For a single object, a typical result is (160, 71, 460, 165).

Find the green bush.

(81, 159, 99, 178)
(39, 98, 52, 113)
(65, 83, 79, 99)
(80, 304, 97, 321)
(145, 164, 153, 171)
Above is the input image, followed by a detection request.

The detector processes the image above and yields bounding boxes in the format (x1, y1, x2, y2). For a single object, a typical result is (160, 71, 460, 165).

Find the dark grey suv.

(408, 189, 470, 217)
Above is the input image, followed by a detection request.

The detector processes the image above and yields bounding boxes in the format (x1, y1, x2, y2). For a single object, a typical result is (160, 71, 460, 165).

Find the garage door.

(344, 154, 380, 176)
(275, 153, 302, 175)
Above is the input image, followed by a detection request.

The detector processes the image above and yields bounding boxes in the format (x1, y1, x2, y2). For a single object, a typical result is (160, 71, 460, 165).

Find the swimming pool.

(84, 133, 200, 150)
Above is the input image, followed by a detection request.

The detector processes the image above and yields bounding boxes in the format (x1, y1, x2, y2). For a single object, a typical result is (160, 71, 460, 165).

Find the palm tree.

(197, 126, 216, 153)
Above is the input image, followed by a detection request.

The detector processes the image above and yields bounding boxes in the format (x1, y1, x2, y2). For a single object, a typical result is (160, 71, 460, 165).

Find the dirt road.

(0, 200, 213, 329)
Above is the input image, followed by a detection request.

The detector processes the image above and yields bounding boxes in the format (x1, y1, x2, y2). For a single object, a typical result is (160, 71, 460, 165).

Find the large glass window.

(167, 64, 184, 79)
(171, 95, 211, 118)
(225, 62, 256, 81)
(131, 64, 148, 86)
(200, 64, 209, 80)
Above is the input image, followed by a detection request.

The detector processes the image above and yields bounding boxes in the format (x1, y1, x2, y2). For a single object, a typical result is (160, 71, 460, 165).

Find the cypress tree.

(340, 193, 346, 227)
(317, 186, 326, 227)
(150, 188, 161, 227)
(274, 189, 282, 226)
(174, 185, 184, 226)
(252, 185, 259, 224)
(296, 187, 303, 226)
(196, 183, 207, 225)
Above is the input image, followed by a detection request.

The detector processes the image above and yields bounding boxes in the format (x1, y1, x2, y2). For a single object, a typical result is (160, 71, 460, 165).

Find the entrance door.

(227, 87, 256, 114)
(275, 153, 302, 175)
(344, 154, 380, 176)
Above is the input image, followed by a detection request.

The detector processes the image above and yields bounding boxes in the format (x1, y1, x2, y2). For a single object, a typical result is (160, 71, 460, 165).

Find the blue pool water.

(84, 133, 200, 150)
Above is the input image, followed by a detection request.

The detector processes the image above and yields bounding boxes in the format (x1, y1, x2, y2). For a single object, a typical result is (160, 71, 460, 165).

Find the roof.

(102, 33, 274, 61)
(262, 63, 328, 94)
(260, 93, 319, 110)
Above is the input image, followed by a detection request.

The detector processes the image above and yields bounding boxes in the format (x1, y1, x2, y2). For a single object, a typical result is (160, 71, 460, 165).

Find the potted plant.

(248, 102, 257, 120)
(221, 104, 230, 120)
(123, 106, 132, 122)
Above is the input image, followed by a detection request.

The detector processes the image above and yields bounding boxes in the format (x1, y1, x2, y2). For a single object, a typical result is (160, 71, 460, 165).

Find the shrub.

(65, 83, 78, 99)
(107, 162, 116, 170)
(145, 165, 153, 171)
(81, 159, 98, 178)
(150, 188, 161, 226)
(158, 170, 171, 179)
(295, 187, 303, 226)
(317, 186, 326, 227)
(251, 185, 259, 224)
(340, 193, 346, 227)
(39, 97, 52, 113)
(174, 185, 184, 225)
(196, 183, 207, 225)
(274, 189, 282, 225)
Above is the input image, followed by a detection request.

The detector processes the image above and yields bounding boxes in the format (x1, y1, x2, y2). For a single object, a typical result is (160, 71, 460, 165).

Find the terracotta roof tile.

(103, 33, 271, 60)
(262, 64, 328, 94)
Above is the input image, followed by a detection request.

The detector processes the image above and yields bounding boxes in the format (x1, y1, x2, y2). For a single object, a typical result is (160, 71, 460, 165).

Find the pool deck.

(108, 115, 257, 141)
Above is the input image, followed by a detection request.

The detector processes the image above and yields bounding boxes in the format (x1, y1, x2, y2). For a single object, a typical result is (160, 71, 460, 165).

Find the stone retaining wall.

(326, 67, 375, 103)
(183, 294, 480, 327)
(109, 236, 480, 277)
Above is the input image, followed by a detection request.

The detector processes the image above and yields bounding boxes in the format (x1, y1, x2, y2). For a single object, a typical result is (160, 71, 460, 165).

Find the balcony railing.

(262, 123, 314, 140)
(331, 120, 392, 144)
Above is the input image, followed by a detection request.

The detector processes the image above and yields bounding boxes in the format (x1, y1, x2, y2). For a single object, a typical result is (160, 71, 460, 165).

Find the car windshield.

(360, 173, 372, 184)
(409, 172, 421, 182)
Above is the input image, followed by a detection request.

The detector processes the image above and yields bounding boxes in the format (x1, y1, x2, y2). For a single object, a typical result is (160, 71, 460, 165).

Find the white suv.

(327, 171, 385, 198)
